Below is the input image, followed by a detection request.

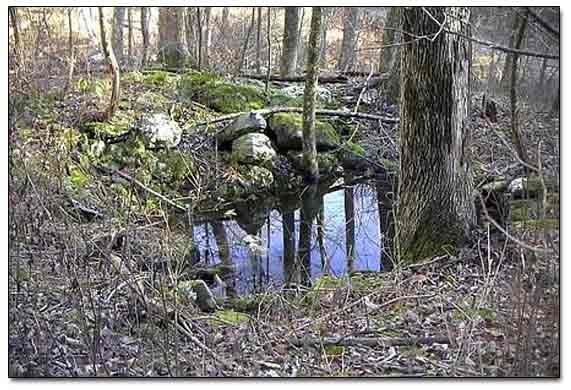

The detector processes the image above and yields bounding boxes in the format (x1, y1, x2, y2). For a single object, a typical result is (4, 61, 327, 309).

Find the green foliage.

(178, 71, 265, 113)
(143, 70, 175, 86)
(83, 110, 137, 139)
(76, 78, 107, 97)
(303, 275, 345, 305)
(66, 164, 90, 190)
(345, 141, 365, 157)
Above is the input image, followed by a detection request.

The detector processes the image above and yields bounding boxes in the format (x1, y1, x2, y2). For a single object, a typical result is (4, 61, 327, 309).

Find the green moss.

(324, 345, 345, 357)
(83, 110, 137, 139)
(143, 70, 175, 86)
(511, 200, 533, 222)
(303, 275, 345, 305)
(178, 71, 265, 113)
(214, 310, 251, 324)
(315, 121, 340, 145)
(269, 90, 305, 108)
(513, 218, 559, 230)
(399, 235, 457, 265)
(380, 158, 399, 172)
(269, 113, 339, 148)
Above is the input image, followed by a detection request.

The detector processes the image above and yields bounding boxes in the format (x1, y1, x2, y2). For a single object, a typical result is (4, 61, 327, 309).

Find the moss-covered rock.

(232, 133, 277, 165)
(219, 165, 274, 199)
(268, 113, 340, 151)
(82, 110, 138, 140)
(286, 151, 341, 175)
(178, 71, 265, 113)
(217, 112, 267, 145)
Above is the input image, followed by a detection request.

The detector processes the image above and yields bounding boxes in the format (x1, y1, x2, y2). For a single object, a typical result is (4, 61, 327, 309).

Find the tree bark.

(397, 7, 476, 264)
(112, 7, 126, 66)
(378, 7, 401, 105)
(337, 7, 360, 72)
(140, 7, 150, 68)
(302, 7, 322, 182)
(266, 8, 272, 94)
(98, 7, 121, 118)
(280, 7, 301, 77)
(282, 210, 296, 285)
(158, 7, 185, 68)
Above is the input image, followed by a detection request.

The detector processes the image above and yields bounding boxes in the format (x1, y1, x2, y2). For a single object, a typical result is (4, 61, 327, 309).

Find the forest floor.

(8, 70, 560, 377)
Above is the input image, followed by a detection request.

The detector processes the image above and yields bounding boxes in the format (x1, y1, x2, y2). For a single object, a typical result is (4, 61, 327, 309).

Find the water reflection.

(189, 176, 394, 295)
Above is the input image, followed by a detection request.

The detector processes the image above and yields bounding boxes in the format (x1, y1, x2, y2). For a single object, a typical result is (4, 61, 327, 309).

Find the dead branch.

(525, 7, 559, 39)
(290, 335, 450, 348)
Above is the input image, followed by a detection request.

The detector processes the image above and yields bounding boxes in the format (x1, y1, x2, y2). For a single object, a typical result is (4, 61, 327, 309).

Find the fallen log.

(289, 335, 450, 348)
(239, 73, 350, 84)
(192, 106, 399, 128)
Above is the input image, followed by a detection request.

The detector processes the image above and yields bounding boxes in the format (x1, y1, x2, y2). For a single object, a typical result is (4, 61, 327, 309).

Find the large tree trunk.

(280, 7, 301, 77)
(112, 7, 126, 67)
(397, 7, 476, 264)
(98, 7, 121, 118)
(336, 7, 360, 72)
(378, 7, 401, 105)
(158, 7, 185, 68)
(140, 7, 150, 68)
(302, 7, 322, 182)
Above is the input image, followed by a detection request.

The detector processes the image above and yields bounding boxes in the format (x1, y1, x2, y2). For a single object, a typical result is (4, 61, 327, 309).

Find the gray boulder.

(188, 280, 217, 312)
(232, 133, 277, 165)
(217, 112, 267, 144)
(138, 113, 182, 149)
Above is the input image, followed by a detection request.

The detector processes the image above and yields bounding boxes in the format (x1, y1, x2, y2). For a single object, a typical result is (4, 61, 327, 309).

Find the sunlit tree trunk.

(256, 7, 262, 73)
(140, 7, 150, 68)
(336, 7, 360, 72)
(127, 7, 133, 63)
(302, 7, 322, 182)
(318, 7, 332, 67)
(98, 7, 121, 118)
(112, 7, 125, 66)
(196, 8, 203, 70)
(397, 7, 476, 264)
(203, 7, 212, 69)
(280, 7, 300, 77)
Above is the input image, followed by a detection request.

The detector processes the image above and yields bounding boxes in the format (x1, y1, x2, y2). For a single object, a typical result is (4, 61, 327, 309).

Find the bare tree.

(318, 7, 333, 67)
(397, 7, 476, 264)
(236, 8, 256, 74)
(140, 7, 150, 67)
(158, 7, 185, 68)
(280, 7, 301, 77)
(98, 7, 121, 118)
(9, 7, 21, 66)
(63, 9, 75, 95)
(302, 7, 322, 181)
(256, 7, 262, 73)
(203, 7, 212, 69)
(510, 10, 530, 166)
(127, 7, 133, 62)
(112, 7, 126, 66)
(337, 7, 360, 71)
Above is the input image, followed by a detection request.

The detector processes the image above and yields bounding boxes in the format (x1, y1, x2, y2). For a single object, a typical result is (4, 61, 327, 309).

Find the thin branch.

(525, 7, 559, 39)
